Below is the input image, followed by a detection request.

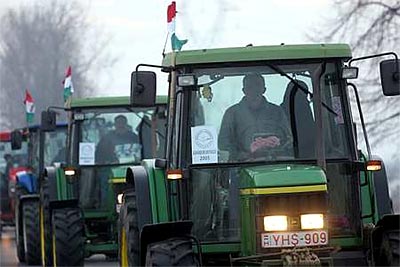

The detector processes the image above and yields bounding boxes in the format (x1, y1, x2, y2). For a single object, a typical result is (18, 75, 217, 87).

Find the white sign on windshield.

(191, 126, 218, 164)
(79, 142, 95, 165)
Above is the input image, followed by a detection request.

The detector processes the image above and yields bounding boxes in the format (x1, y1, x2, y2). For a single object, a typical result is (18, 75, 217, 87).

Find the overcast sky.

(0, 0, 331, 96)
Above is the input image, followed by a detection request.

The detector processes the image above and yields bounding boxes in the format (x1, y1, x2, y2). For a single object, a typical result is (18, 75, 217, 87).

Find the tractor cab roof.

(69, 95, 167, 109)
(162, 43, 352, 66)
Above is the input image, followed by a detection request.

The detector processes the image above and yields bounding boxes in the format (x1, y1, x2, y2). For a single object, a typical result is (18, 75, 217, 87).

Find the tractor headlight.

(117, 193, 124, 204)
(263, 215, 288, 231)
(301, 214, 324, 229)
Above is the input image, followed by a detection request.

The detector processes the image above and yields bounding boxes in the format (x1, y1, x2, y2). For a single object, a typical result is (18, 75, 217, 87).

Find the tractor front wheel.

(40, 179, 52, 266)
(22, 199, 41, 265)
(119, 190, 139, 267)
(51, 208, 84, 267)
(377, 229, 400, 266)
(145, 237, 199, 266)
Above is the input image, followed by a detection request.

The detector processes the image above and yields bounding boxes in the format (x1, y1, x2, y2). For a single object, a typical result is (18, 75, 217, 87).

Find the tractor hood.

(239, 164, 327, 190)
(109, 166, 130, 183)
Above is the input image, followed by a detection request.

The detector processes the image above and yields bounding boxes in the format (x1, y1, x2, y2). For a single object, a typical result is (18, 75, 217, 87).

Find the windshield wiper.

(266, 63, 338, 116)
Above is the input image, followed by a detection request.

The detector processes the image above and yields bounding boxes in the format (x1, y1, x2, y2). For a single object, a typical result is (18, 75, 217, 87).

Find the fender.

(16, 171, 38, 194)
(126, 166, 153, 230)
(44, 166, 58, 203)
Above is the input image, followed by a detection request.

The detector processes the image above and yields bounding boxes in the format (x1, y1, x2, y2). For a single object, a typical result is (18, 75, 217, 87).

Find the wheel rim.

(120, 227, 128, 267)
(40, 206, 46, 267)
(52, 231, 57, 267)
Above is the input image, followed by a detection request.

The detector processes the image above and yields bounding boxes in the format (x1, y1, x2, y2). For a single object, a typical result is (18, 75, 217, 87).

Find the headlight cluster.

(263, 214, 324, 231)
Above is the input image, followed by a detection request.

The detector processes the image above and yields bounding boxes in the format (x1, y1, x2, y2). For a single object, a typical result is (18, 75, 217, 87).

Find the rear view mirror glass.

(11, 130, 22, 150)
(41, 110, 57, 131)
(130, 71, 156, 107)
(380, 59, 400, 96)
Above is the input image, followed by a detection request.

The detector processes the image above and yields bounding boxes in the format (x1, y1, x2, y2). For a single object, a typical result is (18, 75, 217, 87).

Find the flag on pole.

(24, 90, 35, 124)
(167, 1, 187, 51)
(63, 66, 74, 102)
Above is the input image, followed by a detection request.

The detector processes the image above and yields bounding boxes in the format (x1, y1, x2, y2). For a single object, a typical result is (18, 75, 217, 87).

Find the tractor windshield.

(75, 108, 161, 166)
(188, 62, 351, 164)
(183, 62, 358, 242)
(72, 106, 166, 210)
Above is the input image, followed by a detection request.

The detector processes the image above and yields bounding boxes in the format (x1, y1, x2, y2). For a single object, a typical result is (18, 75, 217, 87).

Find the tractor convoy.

(1, 43, 399, 267)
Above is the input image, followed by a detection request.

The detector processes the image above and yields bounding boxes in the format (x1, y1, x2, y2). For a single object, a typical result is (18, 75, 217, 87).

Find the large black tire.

(22, 199, 41, 265)
(14, 186, 26, 263)
(52, 208, 84, 267)
(377, 229, 400, 266)
(145, 237, 199, 266)
(40, 179, 52, 266)
(118, 190, 139, 267)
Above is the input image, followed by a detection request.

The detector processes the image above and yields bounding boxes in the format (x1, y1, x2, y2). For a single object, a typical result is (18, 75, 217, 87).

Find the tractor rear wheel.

(377, 229, 400, 266)
(22, 199, 41, 265)
(145, 237, 199, 266)
(40, 179, 52, 266)
(51, 208, 84, 267)
(118, 190, 139, 267)
(14, 186, 26, 263)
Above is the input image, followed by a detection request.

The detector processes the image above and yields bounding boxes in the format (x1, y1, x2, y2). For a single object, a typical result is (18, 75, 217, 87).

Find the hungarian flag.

(167, 1, 187, 51)
(24, 90, 35, 123)
(63, 66, 74, 102)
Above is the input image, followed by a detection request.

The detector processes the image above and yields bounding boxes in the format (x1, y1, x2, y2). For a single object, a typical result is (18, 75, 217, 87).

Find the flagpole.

(162, 32, 169, 57)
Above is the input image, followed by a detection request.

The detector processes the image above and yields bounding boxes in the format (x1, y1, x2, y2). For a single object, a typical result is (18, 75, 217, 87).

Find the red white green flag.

(63, 66, 74, 102)
(167, 1, 187, 51)
(24, 90, 35, 123)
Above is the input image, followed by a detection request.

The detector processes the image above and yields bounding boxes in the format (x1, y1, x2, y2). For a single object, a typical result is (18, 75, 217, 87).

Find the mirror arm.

(347, 83, 372, 160)
(349, 52, 399, 75)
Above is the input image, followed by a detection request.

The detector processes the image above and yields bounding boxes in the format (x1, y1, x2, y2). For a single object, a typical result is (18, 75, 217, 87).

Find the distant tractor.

(0, 130, 28, 232)
(39, 96, 167, 266)
(119, 44, 400, 266)
(11, 124, 67, 265)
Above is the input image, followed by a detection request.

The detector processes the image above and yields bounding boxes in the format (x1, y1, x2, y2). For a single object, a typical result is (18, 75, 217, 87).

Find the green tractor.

(119, 44, 400, 266)
(39, 96, 167, 266)
(12, 123, 67, 265)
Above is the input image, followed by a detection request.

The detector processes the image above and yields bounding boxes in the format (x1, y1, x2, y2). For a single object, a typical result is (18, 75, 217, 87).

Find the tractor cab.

(122, 44, 399, 266)
(39, 95, 167, 266)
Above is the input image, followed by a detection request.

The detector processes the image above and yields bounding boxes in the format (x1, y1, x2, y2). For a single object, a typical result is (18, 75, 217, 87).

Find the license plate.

(261, 230, 328, 248)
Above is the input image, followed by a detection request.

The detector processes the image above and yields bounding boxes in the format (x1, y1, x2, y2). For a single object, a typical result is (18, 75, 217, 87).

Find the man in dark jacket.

(218, 73, 293, 161)
(96, 114, 139, 164)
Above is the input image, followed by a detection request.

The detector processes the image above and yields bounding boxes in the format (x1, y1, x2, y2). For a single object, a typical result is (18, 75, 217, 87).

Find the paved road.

(0, 227, 118, 267)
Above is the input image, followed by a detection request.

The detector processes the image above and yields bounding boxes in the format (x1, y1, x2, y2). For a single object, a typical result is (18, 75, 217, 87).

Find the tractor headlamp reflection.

(263, 215, 288, 231)
(300, 214, 324, 229)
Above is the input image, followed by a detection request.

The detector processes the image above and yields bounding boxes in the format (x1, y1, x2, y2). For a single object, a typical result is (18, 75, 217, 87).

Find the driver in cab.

(95, 114, 139, 164)
(218, 73, 293, 161)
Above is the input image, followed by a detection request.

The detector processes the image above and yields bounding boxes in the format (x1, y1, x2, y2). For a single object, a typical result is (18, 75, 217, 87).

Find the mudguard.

(16, 171, 37, 194)
(44, 166, 79, 209)
(125, 166, 153, 230)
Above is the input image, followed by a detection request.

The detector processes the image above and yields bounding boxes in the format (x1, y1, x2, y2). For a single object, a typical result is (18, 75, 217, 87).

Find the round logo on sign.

(195, 129, 214, 149)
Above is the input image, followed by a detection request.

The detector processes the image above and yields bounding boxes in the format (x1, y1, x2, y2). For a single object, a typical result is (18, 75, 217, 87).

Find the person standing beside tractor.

(218, 73, 293, 161)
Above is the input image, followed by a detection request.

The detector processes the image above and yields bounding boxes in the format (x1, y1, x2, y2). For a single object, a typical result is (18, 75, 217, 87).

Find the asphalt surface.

(0, 226, 118, 267)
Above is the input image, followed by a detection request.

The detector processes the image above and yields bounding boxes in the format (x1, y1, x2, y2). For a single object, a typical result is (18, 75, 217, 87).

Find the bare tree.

(0, 0, 115, 129)
(308, 0, 400, 145)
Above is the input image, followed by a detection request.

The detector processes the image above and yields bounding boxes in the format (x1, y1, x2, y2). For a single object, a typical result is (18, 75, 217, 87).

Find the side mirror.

(380, 59, 400, 96)
(11, 130, 22, 150)
(130, 71, 156, 107)
(41, 110, 56, 131)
